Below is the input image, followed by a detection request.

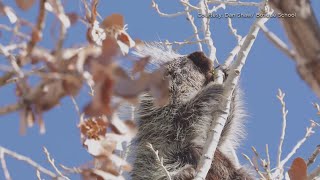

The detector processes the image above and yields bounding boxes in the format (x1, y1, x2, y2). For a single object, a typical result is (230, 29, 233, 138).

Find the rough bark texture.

(269, 0, 320, 97)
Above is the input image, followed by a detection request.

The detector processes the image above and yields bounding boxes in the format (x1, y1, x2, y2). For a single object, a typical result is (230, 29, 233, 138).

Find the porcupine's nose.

(188, 51, 213, 80)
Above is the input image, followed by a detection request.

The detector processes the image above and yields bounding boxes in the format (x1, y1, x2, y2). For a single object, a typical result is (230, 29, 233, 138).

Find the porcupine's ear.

(132, 42, 182, 69)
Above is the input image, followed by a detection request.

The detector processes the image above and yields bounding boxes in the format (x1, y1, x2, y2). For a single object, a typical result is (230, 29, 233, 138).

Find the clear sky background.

(0, 0, 320, 179)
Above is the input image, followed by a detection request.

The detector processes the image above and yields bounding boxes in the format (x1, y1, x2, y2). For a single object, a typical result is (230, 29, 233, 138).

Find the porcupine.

(130, 44, 254, 180)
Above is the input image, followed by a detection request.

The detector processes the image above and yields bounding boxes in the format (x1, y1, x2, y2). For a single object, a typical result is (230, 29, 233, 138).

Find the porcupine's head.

(133, 43, 214, 105)
(163, 51, 214, 103)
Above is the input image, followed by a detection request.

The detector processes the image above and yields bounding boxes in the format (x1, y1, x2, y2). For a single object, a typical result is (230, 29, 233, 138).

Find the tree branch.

(269, 0, 320, 98)
(194, 5, 272, 179)
(0, 146, 57, 178)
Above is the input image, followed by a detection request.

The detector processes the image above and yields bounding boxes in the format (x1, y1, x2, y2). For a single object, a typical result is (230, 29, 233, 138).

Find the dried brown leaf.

(66, 12, 78, 25)
(95, 157, 119, 176)
(116, 32, 135, 55)
(102, 13, 124, 29)
(92, 168, 124, 180)
(102, 37, 120, 59)
(15, 0, 35, 10)
(288, 157, 307, 180)
(62, 76, 83, 96)
(132, 56, 150, 74)
(79, 117, 108, 140)
(84, 75, 114, 116)
(84, 138, 116, 157)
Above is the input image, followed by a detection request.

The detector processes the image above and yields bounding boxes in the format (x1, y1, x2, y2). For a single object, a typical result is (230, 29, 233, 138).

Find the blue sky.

(0, 0, 320, 179)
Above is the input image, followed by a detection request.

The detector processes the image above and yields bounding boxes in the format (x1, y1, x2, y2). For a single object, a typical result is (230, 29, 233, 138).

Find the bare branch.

(194, 4, 272, 179)
(0, 24, 30, 40)
(0, 72, 15, 87)
(183, 1, 203, 51)
(0, 103, 23, 115)
(307, 145, 320, 167)
(280, 120, 319, 167)
(70, 96, 81, 117)
(242, 153, 266, 180)
(259, 24, 297, 60)
(276, 89, 288, 174)
(265, 144, 272, 178)
(0, 149, 11, 180)
(36, 170, 42, 180)
(151, 0, 188, 17)
(47, 0, 70, 57)
(162, 39, 206, 47)
(0, 146, 57, 178)
(146, 143, 172, 180)
(208, 0, 262, 7)
(227, 18, 242, 43)
(269, 0, 320, 98)
(25, 0, 47, 56)
(43, 147, 70, 180)
(0, 44, 24, 78)
(199, 0, 217, 62)
(251, 146, 272, 179)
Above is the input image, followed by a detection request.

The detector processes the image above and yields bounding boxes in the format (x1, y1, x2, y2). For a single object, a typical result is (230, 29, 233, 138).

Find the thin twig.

(265, 144, 272, 177)
(251, 146, 272, 179)
(0, 103, 23, 115)
(70, 96, 81, 117)
(26, 0, 47, 56)
(242, 153, 266, 180)
(199, 0, 217, 62)
(184, 2, 203, 51)
(259, 24, 297, 60)
(0, 72, 15, 87)
(146, 143, 172, 180)
(0, 44, 24, 78)
(0, 146, 57, 178)
(162, 39, 206, 47)
(43, 147, 70, 180)
(280, 120, 319, 167)
(0, 24, 30, 40)
(227, 18, 242, 43)
(180, 0, 200, 10)
(36, 170, 42, 180)
(0, 149, 11, 180)
(276, 89, 288, 175)
(307, 145, 320, 167)
(47, 0, 69, 58)
(208, 0, 262, 7)
(151, 0, 188, 17)
(209, 3, 225, 13)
